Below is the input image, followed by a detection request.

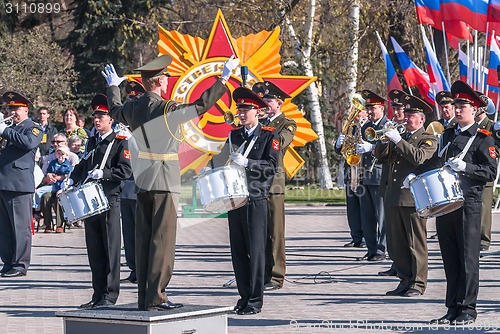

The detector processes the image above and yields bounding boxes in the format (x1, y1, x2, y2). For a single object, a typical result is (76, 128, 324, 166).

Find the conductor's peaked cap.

(135, 54, 173, 79)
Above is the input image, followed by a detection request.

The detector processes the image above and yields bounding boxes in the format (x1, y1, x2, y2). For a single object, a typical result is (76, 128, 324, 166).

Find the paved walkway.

(1, 205, 500, 333)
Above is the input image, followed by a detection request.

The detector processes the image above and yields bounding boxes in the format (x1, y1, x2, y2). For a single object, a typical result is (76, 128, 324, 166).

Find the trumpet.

(365, 122, 406, 142)
(0, 116, 14, 125)
(223, 110, 241, 126)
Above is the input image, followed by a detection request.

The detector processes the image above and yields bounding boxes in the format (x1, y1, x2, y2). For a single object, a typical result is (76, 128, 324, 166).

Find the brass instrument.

(365, 122, 406, 142)
(0, 116, 14, 125)
(425, 121, 445, 136)
(341, 94, 366, 166)
(223, 110, 241, 126)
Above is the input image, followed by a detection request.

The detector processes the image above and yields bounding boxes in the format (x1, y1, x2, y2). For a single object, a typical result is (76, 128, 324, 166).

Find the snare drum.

(58, 181, 110, 223)
(196, 165, 249, 213)
(409, 167, 464, 218)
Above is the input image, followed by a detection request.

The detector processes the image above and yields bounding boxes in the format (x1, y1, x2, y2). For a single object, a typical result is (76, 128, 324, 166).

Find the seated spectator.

(68, 135, 84, 159)
(41, 133, 79, 173)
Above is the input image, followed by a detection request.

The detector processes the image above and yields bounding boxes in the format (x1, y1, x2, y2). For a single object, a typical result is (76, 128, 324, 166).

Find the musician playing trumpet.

(374, 93, 437, 297)
(212, 87, 279, 315)
(403, 81, 497, 325)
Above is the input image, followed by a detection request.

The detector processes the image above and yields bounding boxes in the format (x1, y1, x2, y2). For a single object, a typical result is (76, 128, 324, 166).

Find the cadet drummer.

(0, 91, 43, 277)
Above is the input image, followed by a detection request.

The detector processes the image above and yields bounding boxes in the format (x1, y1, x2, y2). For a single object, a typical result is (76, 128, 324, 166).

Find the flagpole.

(467, 40, 472, 86)
(441, 22, 452, 85)
(496, 94, 500, 122)
(428, 25, 436, 52)
(483, 23, 490, 86)
(474, 30, 479, 90)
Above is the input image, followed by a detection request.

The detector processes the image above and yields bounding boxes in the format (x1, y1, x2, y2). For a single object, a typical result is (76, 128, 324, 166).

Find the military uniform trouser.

(265, 193, 286, 287)
(136, 191, 179, 309)
(480, 185, 493, 247)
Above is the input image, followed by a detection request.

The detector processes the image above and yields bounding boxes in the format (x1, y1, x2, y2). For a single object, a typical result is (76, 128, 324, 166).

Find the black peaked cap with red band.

(233, 87, 267, 109)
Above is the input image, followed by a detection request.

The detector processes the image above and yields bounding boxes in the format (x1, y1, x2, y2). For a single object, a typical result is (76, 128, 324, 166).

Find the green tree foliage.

(0, 26, 78, 118)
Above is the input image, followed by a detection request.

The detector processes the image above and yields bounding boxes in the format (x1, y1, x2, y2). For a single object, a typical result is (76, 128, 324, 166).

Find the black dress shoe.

(367, 254, 385, 262)
(451, 313, 475, 325)
(94, 299, 115, 307)
(386, 286, 408, 296)
(79, 300, 97, 309)
(480, 245, 490, 251)
(356, 253, 369, 261)
(344, 241, 356, 247)
(233, 305, 245, 314)
(0, 266, 12, 274)
(403, 288, 422, 297)
(354, 242, 366, 248)
(378, 268, 398, 276)
(429, 233, 438, 240)
(429, 313, 457, 325)
(120, 274, 137, 284)
(148, 301, 184, 311)
(237, 306, 261, 315)
(264, 282, 280, 291)
(1, 269, 25, 277)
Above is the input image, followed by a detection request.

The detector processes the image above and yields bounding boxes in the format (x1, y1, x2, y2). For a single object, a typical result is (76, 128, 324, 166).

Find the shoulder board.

(115, 135, 126, 140)
(262, 126, 276, 132)
(477, 128, 492, 136)
(166, 100, 179, 112)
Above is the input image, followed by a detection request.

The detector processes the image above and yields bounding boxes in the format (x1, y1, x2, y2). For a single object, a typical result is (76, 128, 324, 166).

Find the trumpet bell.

(223, 110, 240, 126)
(346, 154, 361, 166)
(425, 121, 444, 136)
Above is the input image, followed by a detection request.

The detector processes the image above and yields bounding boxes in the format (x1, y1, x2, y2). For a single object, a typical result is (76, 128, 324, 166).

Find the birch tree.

(284, 0, 333, 189)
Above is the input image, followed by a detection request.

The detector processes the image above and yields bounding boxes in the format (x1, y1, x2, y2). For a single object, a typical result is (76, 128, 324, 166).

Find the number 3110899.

(6, 2, 61, 14)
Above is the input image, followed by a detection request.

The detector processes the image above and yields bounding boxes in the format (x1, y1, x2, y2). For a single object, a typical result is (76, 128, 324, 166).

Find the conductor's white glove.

(0, 122, 7, 135)
(230, 152, 248, 167)
(101, 64, 127, 87)
(402, 173, 416, 189)
(384, 128, 402, 144)
(61, 178, 74, 191)
(446, 157, 466, 172)
(494, 121, 500, 131)
(356, 141, 373, 154)
(200, 166, 211, 174)
(221, 55, 240, 82)
(88, 169, 104, 180)
(335, 134, 346, 149)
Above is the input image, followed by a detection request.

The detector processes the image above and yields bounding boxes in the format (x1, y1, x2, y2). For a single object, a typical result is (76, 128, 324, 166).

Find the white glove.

(402, 173, 416, 189)
(446, 157, 467, 172)
(384, 128, 402, 144)
(88, 169, 104, 180)
(494, 121, 500, 131)
(356, 141, 373, 154)
(335, 134, 345, 149)
(230, 152, 248, 167)
(0, 122, 7, 135)
(200, 166, 211, 174)
(61, 178, 74, 191)
(101, 64, 127, 87)
(221, 55, 240, 81)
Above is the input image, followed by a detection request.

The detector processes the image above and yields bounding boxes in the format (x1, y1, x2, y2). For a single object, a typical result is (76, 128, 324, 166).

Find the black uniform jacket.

(0, 118, 42, 192)
(413, 123, 497, 200)
(213, 124, 280, 200)
(71, 132, 132, 197)
(374, 127, 437, 207)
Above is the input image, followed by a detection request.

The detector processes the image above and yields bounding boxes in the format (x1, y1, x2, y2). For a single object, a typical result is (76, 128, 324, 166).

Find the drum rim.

(409, 167, 459, 185)
(417, 198, 464, 218)
(195, 164, 247, 178)
(203, 195, 249, 213)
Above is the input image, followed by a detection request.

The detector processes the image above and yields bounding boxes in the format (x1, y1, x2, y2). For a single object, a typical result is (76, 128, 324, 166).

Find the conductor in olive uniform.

(102, 54, 240, 310)
(252, 81, 297, 291)
(67, 94, 132, 308)
(374, 93, 437, 297)
(355, 90, 388, 261)
(406, 81, 497, 325)
(436, 91, 457, 129)
(213, 87, 279, 315)
(0, 92, 42, 277)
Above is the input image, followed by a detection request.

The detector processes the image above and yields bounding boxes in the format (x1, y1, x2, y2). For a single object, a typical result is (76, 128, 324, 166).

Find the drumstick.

(225, 141, 247, 166)
(82, 164, 99, 184)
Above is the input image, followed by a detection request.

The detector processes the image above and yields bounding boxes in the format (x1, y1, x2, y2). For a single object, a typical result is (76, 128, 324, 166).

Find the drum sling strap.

(82, 138, 116, 184)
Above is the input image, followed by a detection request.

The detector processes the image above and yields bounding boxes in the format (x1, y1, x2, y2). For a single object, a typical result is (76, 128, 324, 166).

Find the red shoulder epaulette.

(115, 135, 127, 140)
(262, 126, 276, 132)
(477, 128, 492, 136)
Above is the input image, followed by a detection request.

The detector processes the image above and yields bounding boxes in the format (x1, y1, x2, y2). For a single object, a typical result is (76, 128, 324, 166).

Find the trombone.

(365, 122, 406, 142)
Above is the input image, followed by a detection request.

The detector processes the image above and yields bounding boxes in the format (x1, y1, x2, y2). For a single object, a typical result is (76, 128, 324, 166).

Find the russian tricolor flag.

(440, 0, 488, 32)
(390, 37, 435, 105)
(487, 34, 500, 87)
(421, 29, 450, 92)
(376, 32, 403, 118)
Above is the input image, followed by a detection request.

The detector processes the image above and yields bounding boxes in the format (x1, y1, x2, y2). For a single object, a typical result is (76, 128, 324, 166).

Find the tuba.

(341, 94, 366, 166)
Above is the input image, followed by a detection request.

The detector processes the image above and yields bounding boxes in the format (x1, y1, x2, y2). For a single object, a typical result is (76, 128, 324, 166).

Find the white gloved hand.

(88, 169, 104, 180)
(230, 152, 248, 167)
(221, 55, 240, 82)
(384, 128, 402, 144)
(402, 173, 416, 189)
(200, 166, 211, 174)
(356, 141, 373, 154)
(0, 122, 7, 135)
(101, 64, 127, 87)
(494, 121, 500, 131)
(446, 157, 467, 172)
(335, 134, 346, 149)
(61, 178, 74, 191)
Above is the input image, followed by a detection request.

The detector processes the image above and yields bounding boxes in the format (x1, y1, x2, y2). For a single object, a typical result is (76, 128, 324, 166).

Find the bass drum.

(196, 165, 249, 213)
(409, 167, 464, 219)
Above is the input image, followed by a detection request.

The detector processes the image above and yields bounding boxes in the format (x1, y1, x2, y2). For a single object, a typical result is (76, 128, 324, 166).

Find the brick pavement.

(1, 205, 500, 333)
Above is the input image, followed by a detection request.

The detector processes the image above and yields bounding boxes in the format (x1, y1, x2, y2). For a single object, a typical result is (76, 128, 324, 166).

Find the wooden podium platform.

(56, 303, 233, 334)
